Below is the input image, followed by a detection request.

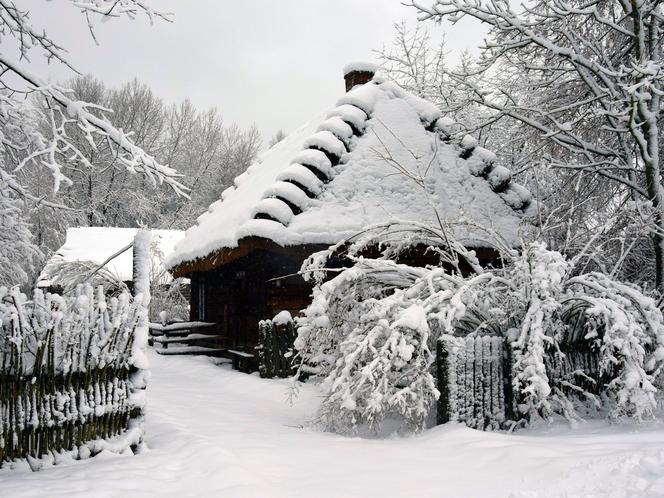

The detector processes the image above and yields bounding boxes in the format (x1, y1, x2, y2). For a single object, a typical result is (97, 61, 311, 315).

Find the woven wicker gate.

(436, 334, 517, 430)
(437, 331, 606, 431)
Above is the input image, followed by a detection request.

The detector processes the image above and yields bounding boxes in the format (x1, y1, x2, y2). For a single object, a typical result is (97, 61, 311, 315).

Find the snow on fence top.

(38, 227, 184, 287)
(167, 77, 535, 271)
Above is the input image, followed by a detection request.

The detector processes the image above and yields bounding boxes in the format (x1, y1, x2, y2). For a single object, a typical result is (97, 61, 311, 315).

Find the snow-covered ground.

(4, 351, 664, 497)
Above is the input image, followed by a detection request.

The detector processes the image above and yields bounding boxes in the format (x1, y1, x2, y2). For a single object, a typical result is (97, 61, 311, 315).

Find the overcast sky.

(30, 1, 484, 143)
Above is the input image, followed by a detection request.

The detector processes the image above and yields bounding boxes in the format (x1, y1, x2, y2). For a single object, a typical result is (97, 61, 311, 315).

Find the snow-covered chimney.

(343, 62, 377, 92)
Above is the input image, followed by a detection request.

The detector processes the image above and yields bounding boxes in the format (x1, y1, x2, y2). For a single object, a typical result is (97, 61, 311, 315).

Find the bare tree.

(161, 103, 262, 229)
(0, 1, 188, 285)
(0, 1, 185, 200)
(411, 0, 664, 289)
(269, 129, 286, 147)
(23, 76, 262, 261)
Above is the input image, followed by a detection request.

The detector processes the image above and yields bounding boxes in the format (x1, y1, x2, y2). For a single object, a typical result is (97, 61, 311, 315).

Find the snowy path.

(4, 352, 664, 497)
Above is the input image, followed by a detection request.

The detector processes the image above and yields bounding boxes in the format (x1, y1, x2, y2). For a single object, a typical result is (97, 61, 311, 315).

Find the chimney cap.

(343, 61, 378, 76)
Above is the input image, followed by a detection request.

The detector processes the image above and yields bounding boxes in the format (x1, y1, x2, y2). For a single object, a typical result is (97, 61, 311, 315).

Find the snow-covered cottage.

(167, 64, 535, 354)
(38, 227, 185, 293)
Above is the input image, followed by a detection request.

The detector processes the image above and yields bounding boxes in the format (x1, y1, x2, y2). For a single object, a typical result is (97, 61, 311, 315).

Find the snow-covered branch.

(295, 235, 664, 432)
(410, 0, 664, 289)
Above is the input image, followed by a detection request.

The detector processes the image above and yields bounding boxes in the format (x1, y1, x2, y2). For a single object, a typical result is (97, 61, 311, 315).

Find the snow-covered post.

(436, 337, 451, 425)
(129, 229, 152, 452)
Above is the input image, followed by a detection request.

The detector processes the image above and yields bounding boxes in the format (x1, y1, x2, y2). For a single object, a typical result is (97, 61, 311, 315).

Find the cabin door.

(230, 269, 266, 351)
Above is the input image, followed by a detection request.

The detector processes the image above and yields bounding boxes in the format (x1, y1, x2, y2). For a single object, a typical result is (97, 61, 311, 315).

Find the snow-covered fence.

(129, 229, 151, 454)
(148, 321, 224, 355)
(437, 329, 610, 431)
(0, 285, 146, 468)
(437, 335, 514, 430)
(545, 345, 606, 398)
(257, 314, 297, 378)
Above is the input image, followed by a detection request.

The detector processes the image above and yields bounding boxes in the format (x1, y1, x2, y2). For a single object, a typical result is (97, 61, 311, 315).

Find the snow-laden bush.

(295, 236, 664, 433)
(297, 263, 438, 432)
(564, 273, 664, 420)
(295, 229, 488, 433)
(508, 244, 569, 420)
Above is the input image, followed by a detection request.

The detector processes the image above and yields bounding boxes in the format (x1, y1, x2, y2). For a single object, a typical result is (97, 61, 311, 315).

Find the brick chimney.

(343, 62, 377, 92)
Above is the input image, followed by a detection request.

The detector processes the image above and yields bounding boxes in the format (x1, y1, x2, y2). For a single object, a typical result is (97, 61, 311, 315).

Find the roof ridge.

(169, 77, 536, 270)
(432, 118, 537, 216)
(247, 80, 536, 235)
(247, 83, 379, 231)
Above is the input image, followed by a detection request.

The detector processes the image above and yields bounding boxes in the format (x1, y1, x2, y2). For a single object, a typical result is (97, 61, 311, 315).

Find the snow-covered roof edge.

(167, 76, 536, 272)
(38, 227, 185, 287)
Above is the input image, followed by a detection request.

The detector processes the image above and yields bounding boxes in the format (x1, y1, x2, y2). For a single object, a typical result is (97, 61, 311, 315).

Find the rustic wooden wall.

(187, 242, 503, 353)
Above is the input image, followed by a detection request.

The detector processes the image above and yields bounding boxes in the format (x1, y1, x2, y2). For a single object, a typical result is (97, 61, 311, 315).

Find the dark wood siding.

(189, 242, 503, 353)
(195, 249, 310, 352)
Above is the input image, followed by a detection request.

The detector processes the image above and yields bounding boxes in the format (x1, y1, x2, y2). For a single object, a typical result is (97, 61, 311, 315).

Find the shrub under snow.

(294, 239, 664, 434)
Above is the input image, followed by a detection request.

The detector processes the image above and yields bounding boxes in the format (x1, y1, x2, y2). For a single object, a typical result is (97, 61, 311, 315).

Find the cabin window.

(197, 282, 206, 321)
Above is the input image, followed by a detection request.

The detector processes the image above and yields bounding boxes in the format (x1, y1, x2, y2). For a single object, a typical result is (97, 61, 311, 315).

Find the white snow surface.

(5, 351, 664, 498)
(167, 80, 526, 270)
(272, 310, 292, 325)
(38, 227, 184, 286)
(393, 303, 430, 333)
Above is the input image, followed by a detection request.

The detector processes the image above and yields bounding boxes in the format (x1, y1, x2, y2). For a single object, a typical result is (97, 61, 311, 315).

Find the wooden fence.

(148, 321, 225, 357)
(437, 332, 606, 431)
(0, 369, 132, 463)
(437, 335, 516, 430)
(256, 319, 297, 378)
(0, 286, 143, 467)
(544, 344, 608, 397)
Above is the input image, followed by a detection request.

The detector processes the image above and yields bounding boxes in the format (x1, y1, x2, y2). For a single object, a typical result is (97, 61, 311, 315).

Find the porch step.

(155, 346, 227, 357)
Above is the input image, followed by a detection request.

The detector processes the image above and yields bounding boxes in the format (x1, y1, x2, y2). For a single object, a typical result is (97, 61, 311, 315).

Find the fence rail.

(148, 321, 226, 356)
(0, 370, 132, 463)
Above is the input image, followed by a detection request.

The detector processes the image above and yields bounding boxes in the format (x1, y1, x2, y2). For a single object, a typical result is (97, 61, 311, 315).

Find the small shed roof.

(167, 75, 535, 272)
(38, 227, 185, 288)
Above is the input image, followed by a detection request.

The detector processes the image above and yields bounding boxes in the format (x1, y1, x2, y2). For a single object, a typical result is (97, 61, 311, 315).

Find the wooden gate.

(437, 334, 517, 430)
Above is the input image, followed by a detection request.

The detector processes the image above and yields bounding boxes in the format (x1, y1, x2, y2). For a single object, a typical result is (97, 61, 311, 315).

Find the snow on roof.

(38, 227, 185, 287)
(167, 78, 535, 271)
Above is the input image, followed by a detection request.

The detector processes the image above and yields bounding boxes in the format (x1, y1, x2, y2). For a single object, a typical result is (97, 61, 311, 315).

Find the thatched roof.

(168, 72, 534, 276)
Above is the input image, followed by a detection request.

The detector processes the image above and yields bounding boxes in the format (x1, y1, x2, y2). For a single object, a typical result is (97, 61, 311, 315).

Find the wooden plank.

(149, 321, 217, 334)
(155, 346, 227, 356)
(153, 333, 224, 344)
(228, 349, 255, 358)
(437, 339, 450, 425)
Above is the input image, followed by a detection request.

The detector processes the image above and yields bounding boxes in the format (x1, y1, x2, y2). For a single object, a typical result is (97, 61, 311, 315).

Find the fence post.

(257, 317, 298, 379)
(258, 320, 272, 378)
(436, 339, 450, 425)
(504, 339, 526, 426)
(130, 229, 152, 452)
